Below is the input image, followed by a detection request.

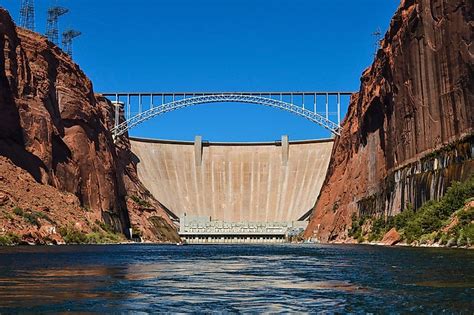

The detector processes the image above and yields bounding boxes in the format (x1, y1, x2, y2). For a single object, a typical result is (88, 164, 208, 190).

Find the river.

(0, 244, 472, 312)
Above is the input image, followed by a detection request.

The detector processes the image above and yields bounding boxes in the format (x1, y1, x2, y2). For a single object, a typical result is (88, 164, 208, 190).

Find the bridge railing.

(101, 92, 354, 138)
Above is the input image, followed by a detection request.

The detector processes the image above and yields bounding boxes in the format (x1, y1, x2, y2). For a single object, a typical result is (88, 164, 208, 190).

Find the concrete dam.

(130, 136, 333, 239)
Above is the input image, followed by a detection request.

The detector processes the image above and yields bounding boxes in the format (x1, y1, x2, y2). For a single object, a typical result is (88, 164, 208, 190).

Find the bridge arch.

(110, 94, 342, 137)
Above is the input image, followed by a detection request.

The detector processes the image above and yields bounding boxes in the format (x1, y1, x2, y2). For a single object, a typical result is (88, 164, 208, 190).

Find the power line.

(46, 6, 69, 45)
(372, 27, 382, 57)
(19, 0, 35, 31)
(62, 29, 81, 57)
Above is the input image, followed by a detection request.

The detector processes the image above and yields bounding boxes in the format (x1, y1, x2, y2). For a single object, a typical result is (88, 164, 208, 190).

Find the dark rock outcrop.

(305, 0, 473, 242)
(0, 8, 178, 242)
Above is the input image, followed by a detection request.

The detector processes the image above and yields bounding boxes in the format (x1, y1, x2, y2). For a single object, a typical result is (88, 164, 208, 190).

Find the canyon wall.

(0, 8, 179, 243)
(305, 0, 473, 242)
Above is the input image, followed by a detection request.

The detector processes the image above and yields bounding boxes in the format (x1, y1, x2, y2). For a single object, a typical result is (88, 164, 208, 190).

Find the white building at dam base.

(179, 214, 308, 244)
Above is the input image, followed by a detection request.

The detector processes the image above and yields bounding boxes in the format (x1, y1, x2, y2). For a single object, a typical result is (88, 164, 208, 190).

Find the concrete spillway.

(130, 137, 333, 223)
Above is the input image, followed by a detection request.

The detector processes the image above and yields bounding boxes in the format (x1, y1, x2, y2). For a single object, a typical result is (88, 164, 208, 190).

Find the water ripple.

(0, 244, 472, 312)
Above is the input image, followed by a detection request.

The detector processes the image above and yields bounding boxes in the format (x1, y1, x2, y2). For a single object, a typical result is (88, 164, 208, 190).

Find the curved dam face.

(130, 137, 333, 223)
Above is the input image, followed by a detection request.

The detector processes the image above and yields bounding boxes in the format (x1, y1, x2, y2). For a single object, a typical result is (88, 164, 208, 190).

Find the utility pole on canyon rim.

(19, 0, 35, 31)
(62, 29, 81, 57)
(46, 6, 69, 45)
(372, 27, 382, 57)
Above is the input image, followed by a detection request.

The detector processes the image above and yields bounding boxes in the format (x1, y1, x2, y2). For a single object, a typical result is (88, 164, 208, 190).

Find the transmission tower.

(372, 27, 382, 57)
(46, 6, 69, 45)
(62, 29, 81, 57)
(19, 0, 35, 31)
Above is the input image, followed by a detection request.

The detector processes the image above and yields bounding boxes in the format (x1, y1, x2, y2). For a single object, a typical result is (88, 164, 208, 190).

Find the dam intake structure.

(130, 136, 334, 243)
(178, 214, 307, 244)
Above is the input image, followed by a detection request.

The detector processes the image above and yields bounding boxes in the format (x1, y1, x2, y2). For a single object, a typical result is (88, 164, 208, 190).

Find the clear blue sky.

(2, 0, 399, 141)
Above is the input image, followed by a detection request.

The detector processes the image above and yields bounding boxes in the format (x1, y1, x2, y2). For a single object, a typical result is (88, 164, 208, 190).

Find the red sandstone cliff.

(305, 0, 473, 242)
(0, 8, 179, 243)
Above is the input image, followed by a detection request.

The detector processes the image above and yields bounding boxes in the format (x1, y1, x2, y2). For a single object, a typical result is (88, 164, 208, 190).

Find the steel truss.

(109, 93, 349, 138)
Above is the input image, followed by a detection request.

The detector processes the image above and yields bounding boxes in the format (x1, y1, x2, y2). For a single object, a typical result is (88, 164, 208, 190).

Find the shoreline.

(324, 240, 474, 250)
(0, 240, 473, 250)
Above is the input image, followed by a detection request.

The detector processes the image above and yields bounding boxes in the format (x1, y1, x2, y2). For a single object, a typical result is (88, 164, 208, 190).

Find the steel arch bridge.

(102, 92, 353, 139)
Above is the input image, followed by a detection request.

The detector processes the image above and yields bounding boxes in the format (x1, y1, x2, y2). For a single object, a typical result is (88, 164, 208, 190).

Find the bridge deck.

(104, 92, 353, 137)
(101, 91, 354, 96)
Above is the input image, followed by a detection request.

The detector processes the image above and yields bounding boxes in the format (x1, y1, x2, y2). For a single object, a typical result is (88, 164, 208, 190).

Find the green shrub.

(439, 233, 448, 245)
(403, 222, 422, 244)
(59, 226, 87, 244)
(346, 176, 473, 246)
(401, 203, 443, 242)
(458, 207, 474, 226)
(23, 212, 40, 226)
(446, 237, 457, 247)
(461, 224, 474, 246)
(130, 195, 151, 208)
(348, 213, 365, 238)
(438, 178, 474, 218)
(94, 220, 115, 233)
(394, 206, 415, 230)
(419, 232, 438, 244)
(59, 225, 124, 245)
(2, 211, 13, 220)
(20, 210, 53, 227)
(13, 207, 24, 216)
(415, 203, 444, 232)
(457, 234, 468, 247)
(85, 231, 123, 244)
(0, 236, 12, 246)
(394, 176, 474, 244)
(0, 233, 21, 246)
(367, 217, 389, 241)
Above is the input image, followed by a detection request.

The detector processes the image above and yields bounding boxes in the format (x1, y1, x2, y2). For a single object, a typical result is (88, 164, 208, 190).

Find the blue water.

(0, 244, 472, 313)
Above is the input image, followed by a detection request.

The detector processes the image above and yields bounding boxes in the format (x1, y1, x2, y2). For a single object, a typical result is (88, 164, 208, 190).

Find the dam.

(130, 136, 334, 242)
(105, 91, 348, 243)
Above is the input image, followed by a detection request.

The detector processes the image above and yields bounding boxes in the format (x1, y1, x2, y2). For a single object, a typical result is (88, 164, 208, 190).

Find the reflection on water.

(0, 244, 472, 312)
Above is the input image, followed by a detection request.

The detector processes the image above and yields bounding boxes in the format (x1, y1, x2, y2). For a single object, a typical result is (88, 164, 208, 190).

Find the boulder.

(381, 228, 401, 246)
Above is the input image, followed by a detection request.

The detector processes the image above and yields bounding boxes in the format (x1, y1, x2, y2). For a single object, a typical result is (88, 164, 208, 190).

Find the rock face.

(0, 8, 178, 242)
(380, 228, 401, 246)
(305, 0, 473, 242)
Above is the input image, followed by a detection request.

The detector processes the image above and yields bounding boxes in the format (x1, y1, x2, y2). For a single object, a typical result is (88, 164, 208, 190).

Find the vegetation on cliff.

(349, 176, 474, 247)
(58, 222, 125, 245)
(305, 0, 473, 242)
(0, 232, 20, 246)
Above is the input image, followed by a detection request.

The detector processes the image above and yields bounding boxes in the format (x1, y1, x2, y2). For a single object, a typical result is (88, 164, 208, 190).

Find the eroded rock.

(0, 8, 179, 243)
(305, 0, 473, 242)
(381, 228, 401, 246)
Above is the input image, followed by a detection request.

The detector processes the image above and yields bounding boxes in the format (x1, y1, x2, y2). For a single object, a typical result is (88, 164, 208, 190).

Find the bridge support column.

(282, 135, 289, 166)
(195, 135, 202, 166)
(337, 93, 341, 126)
(111, 101, 124, 141)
